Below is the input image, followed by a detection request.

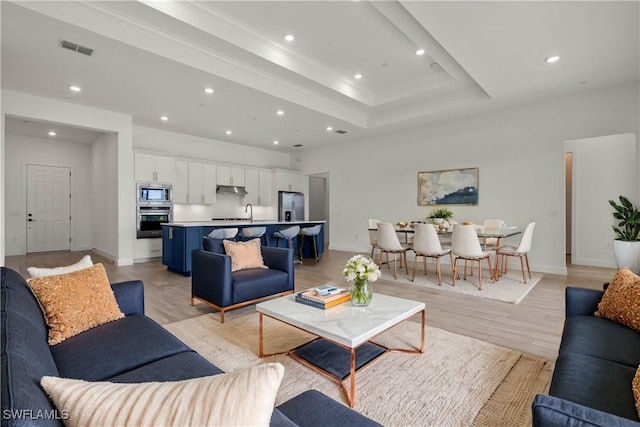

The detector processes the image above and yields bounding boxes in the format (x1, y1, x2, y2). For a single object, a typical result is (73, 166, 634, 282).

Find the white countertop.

(164, 220, 326, 227)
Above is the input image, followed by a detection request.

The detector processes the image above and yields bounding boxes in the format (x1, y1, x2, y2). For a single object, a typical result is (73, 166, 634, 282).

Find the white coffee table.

(256, 293, 425, 407)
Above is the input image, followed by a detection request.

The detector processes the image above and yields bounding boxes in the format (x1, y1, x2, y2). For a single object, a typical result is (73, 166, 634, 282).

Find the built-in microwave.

(137, 183, 172, 206)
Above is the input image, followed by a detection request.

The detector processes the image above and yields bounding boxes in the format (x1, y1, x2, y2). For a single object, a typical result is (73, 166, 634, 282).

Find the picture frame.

(417, 167, 479, 206)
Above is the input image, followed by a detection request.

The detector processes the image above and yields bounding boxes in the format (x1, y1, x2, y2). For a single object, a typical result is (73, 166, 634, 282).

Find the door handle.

(28, 219, 33, 222)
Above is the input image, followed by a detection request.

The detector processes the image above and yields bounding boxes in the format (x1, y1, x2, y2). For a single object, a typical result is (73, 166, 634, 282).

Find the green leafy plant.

(609, 195, 640, 241)
(428, 207, 454, 220)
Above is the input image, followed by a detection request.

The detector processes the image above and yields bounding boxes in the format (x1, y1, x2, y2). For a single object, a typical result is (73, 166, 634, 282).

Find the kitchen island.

(162, 220, 325, 275)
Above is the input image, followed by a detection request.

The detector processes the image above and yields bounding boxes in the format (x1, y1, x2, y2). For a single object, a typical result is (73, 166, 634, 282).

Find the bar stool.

(273, 225, 301, 261)
(298, 224, 322, 263)
(208, 228, 238, 239)
(239, 226, 267, 246)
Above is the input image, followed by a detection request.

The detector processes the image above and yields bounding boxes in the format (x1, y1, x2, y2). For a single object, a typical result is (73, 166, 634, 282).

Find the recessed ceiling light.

(273, 140, 279, 145)
(326, 126, 333, 131)
(204, 87, 214, 94)
(276, 110, 284, 116)
(48, 131, 57, 136)
(69, 85, 81, 92)
(160, 116, 168, 121)
(545, 56, 560, 63)
(416, 49, 425, 56)
(354, 73, 362, 79)
(284, 34, 294, 42)
(225, 130, 232, 135)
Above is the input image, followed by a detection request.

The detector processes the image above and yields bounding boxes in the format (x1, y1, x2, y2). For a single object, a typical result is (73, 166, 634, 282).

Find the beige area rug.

(164, 309, 552, 426)
(379, 264, 542, 304)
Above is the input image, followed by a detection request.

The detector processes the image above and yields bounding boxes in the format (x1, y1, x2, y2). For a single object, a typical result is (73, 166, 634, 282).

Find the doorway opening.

(308, 173, 329, 247)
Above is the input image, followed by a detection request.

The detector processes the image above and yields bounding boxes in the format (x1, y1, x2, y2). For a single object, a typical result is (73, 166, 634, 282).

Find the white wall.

(2, 90, 134, 265)
(299, 81, 640, 275)
(4, 134, 94, 255)
(91, 132, 119, 259)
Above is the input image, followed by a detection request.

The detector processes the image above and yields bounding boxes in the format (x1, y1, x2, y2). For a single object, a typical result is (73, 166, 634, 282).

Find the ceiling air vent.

(293, 144, 304, 147)
(59, 39, 94, 57)
(334, 129, 348, 134)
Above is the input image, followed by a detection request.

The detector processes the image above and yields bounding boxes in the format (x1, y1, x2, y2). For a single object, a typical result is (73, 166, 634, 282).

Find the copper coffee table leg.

(259, 312, 264, 357)
(420, 309, 426, 353)
(349, 347, 356, 407)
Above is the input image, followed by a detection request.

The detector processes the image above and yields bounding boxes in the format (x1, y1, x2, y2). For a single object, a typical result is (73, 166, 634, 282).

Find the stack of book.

(295, 287, 351, 309)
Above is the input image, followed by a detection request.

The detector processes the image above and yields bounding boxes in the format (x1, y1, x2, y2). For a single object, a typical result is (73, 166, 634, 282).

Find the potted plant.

(428, 207, 454, 225)
(609, 195, 640, 272)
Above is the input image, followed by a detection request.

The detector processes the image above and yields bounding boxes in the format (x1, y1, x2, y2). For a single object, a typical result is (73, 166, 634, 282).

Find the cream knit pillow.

(41, 363, 285, 427)
(27, 255, 93, 278)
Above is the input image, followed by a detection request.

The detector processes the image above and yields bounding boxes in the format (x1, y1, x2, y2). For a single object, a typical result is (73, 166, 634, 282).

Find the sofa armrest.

(111, 280, 144, 316)
(262, 247, 294, 290)
(566, 287, 604, 317)
(192, 250, 233, 308)
(275, 390, 382, 427)
(532, 394, 640, 427)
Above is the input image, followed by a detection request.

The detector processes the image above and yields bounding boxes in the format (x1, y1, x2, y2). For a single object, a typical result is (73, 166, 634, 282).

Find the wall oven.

(137, 206, 172, 239)
(136, 183, 173, 238)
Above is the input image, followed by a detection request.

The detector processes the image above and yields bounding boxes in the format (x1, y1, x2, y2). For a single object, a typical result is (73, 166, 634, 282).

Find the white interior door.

(27, 164, 71, 253)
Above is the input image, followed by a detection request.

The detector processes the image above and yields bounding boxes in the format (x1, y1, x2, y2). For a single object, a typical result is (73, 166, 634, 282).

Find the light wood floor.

(4, 249, 617, 361)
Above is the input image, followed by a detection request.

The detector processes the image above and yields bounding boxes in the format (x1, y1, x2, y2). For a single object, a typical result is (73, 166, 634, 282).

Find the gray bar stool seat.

(208, 228, 238, 239)
(240, 226, 267, 246)
(299, 224, 323, 263)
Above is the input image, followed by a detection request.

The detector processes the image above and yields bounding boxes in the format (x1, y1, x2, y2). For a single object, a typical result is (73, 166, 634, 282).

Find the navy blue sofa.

(1, 267, 379, 427)
(191, 237, 294, 323)
(532, 286, 640, 427)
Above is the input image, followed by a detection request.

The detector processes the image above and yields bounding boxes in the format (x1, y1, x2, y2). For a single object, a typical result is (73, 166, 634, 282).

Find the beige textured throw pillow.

(595, 268, 640, 332)
(223, 238, 268, 272)
(27, 263, 124, 345)
(41, 363, 285, 427)
(634, 365, 640, 418)
(27, 255, 93, 278)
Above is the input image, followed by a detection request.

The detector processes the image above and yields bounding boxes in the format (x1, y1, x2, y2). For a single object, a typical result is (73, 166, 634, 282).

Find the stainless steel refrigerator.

(278, 191, 304, 222)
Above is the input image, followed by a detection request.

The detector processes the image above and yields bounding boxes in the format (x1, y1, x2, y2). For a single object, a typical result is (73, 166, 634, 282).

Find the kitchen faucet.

(245, 203, 253, 222)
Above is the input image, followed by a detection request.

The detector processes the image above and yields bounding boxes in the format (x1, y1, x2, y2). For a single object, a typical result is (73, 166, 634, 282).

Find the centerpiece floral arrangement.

(343, 255, 381, 306)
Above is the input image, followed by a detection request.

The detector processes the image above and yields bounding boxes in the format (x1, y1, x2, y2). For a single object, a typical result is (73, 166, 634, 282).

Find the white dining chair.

(368, 218, 381, 260)
(451, 224, 494, 290)
(482, 219, 506, 249)
(377, 222, 410, 280)
(496, 222, 536, 283)
(411, 223, 453, 285)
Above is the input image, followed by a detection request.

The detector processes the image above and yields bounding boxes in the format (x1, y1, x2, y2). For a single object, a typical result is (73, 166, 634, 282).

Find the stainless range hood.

(216, 185, 248, 196)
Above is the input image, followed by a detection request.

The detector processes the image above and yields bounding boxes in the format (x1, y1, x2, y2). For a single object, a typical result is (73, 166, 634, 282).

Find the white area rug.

(164, 309, 552, 426)
(379, 263, 542, 304)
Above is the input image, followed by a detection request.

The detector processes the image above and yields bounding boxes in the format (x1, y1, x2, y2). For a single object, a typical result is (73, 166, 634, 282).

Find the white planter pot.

(613, 240, 640, 273)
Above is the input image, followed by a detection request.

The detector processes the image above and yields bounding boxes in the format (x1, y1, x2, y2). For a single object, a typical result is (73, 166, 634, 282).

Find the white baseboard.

(91, 248, 117, 263)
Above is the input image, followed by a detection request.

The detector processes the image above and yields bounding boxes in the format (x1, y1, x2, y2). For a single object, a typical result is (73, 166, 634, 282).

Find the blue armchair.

(191, 237, 294, 323)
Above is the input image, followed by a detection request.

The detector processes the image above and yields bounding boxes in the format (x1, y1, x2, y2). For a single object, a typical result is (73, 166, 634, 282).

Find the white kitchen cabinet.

(174, 161, 216, 204)
(244, 169, 272, 206)
(188, 162, 217, 205)
(173, 160, 189, 204)
(134, 153, 174, 183)
(274, 170, 304, 193)
(216, 166, 245, 186)
(134, 238, 162, 262)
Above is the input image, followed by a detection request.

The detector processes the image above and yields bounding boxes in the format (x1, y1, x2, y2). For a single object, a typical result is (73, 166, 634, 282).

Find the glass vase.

(350, 279, 373, 306)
